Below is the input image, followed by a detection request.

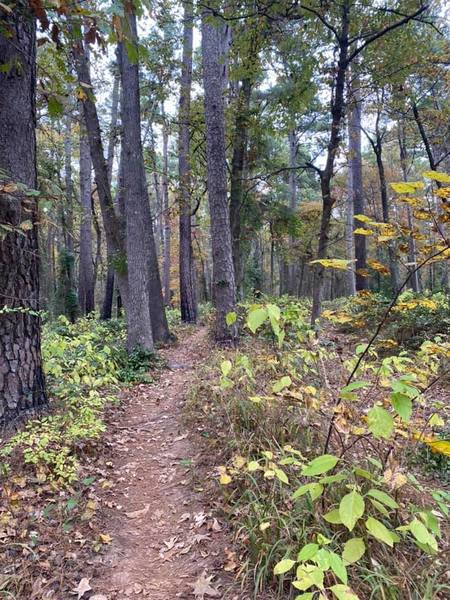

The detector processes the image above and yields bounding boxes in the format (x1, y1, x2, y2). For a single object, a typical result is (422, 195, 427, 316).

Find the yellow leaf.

(310, 258, 355, 270)
(259, 521, 271, 531)
(422, 170, 450, 183)
(354, 228, 374, 236)
(367, 259, 390, 275)
(425, 439, 450, 457)
(391, 181, 424, 193)
(354, 214, 372, 223)
(99, 533, 112, 544)
(219, 473, 232, 485)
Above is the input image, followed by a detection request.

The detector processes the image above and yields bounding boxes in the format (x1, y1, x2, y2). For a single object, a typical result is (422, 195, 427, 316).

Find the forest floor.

(88, 326, 249, 600)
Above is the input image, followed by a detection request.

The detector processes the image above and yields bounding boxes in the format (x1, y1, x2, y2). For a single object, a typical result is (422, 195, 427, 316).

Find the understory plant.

(190, 299, 449, 599)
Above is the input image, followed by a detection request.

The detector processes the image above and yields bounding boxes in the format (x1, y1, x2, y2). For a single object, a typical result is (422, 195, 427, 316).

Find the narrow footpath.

(90, 327, 247, 600)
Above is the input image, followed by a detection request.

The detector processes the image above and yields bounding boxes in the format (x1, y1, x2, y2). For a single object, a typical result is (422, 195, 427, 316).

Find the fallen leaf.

(72, 578, 91, 599)
(125, 504, 150, 519)
(191, 572, 220, 599)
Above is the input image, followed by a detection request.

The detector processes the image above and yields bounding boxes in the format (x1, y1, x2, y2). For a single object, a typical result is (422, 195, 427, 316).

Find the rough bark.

(0, 6, 47, 424)
(118, 11, 153, 351)
(178, 0, 197, 323)
(72, 33, 129, 309)
(345, 163, 357, 295)
(311, 1, 350, 325)
(78, 126, 95, 314)
(229, 78, 252, 298)
(398, 121, 420, 293)
(288, 129, 298, 294)
(348, 76, 367, 290)
(118, 5, 169, 347)
(161, 103, 171, 305)
(201, 10, 237, 341)
(101, 65, 121, 320)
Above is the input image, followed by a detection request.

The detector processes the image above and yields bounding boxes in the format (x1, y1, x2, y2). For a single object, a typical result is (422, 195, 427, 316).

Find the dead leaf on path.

(90, 596, 108, 600)
(224, 548, 238, 572)
(191, 572, 220, 599)
(72, 577, 91, 599)
(208, 518, 222, 532)
(191, 533, 210, 544)
(125, 504, 150, 519)
(163, 536, 177, 550)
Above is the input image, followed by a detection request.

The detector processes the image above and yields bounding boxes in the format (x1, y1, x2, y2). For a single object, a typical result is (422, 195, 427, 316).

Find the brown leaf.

(125, 503, 150, 519)
(72, 578, 91, 599)
(191, 572, 220, 599)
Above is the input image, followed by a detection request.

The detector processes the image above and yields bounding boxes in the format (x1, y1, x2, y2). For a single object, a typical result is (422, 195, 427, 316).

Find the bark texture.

(229, 78, 252, 298)
(118, 6, 169, 347)
(348, 77, 367, 290)
(178, 0, 197, 323)
(0, 6, 47, 424)
(78, 127, 95, 314)
(72, 34, 129, 309)
(201, 10, 237, 341)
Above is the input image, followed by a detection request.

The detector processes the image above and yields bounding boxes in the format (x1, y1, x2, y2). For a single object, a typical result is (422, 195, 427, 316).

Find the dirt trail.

(91, 327, 245, 600)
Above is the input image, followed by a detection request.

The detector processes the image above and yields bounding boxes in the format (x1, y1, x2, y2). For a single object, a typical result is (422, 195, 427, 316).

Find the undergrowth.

(188, 297, 449, 600)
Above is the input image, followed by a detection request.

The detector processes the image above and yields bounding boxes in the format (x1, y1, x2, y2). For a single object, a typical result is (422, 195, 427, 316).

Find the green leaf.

(292, 483, 314, 499)
(309, 483, 324, 501)
(293, 594, 313, 600)
(226, 311, 237, 326)
(366, 489, 399, 509)
(365, 517, 396, 547)
(408, 518, 437, 551)
(367, 406, 394, 439)
(220, 360, 232, 377)
(323, 509, 343, 524)
(329, 552, 348, 584)
(297, 543, 319, 562)
(342, 538, 365, 565)
(330, 584, 359, 600)
(273, 558, 296, 575)
(302, 454, 339, 476)
(272, 375, 292, 393)
(340, 380, 370, 400)
(47, 95, 64, 118)
(266, 303, 281, 321)
(339, 490, 365, 531)
(247, 307, 267, 333)
(274, 468, 289, 484)
(390, 392, 412, 422)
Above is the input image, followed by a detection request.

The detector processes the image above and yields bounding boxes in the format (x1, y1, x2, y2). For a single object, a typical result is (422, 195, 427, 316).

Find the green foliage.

(0, 317, 159, 484)
(189, 298, 449, 599)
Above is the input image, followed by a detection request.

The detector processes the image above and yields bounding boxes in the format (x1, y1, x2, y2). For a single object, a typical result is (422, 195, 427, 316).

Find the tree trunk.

(118, 5, 169, 347)
(178, 0, 197, 323)
(72, 33, 129, 309)
(78, 126, 95, 314)
(201, 9, 237, 341)
(373, 137, 399, 293)
(161, 102, 171, 305)
(398, 121, 420, 293)
(345, 164, 357, 295)
(0, 7, 47, 424)
(311, 1, 350, 325)
(101, 65, 120, 320)
(288, 128, 298, 294)
(348, 75, 367, 290)
(229, 77, 252, 298)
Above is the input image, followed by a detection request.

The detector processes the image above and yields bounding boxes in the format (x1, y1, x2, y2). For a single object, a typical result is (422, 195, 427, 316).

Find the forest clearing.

(0, 0, 449, 599)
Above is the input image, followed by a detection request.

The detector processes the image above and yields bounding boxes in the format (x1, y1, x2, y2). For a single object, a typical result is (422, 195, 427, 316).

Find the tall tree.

(101, 67, 120, 321)
(178, 0, 197, 323)
(78, 125, 95, 314)
(0, 5, 47, 424)
(201, 8, 237, 341)
(161, 101, 171, 305)
(348, 74, 367, 291)
(118, 2, 170, 347)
